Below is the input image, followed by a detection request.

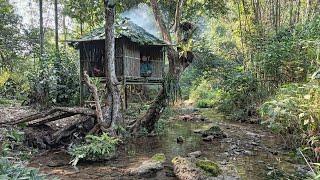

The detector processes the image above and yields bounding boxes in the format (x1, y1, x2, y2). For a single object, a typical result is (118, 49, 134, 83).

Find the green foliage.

(1, 129, 25, 156)
(189, 79, 217, 108)
(314, 163, 320, 180)
(63, 0, 104, 33)
(0, 71, 30, 100)
(260, 82, 320, 159)
(250, 17, 320, 84)
(5, 129, 25, 143)
(69, 133, 120, 166)
(1, 127, 38, 165)
(0, 0, 25, 70)
(26, 50, 79, 106)
(0, 158, 46, 180)
(217, 70, 267, 121)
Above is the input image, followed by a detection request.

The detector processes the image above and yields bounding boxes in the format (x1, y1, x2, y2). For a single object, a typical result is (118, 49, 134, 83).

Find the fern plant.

(69, 133, 120, 166)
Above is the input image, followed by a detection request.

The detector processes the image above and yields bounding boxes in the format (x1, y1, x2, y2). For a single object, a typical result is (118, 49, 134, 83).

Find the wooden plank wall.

(123, 39, 140, 77)
(115, 38, 123, 77)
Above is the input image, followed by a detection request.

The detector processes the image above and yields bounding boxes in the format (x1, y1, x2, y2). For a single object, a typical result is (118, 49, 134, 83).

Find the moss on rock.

(196, 160, 222, 177)
(151, 153, 166, 163)
(202, 125, 227, 138)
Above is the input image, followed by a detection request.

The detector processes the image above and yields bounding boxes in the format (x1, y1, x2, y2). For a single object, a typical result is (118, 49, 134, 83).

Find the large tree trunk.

(103, 0, 123, 133)
(131, 0, 193, 133)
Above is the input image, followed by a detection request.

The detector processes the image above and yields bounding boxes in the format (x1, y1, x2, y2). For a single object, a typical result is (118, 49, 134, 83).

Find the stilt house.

(69, 19, 167, 106)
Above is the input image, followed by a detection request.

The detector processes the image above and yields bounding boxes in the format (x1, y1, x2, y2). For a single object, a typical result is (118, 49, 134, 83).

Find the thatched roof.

(69, 19, 165, 47)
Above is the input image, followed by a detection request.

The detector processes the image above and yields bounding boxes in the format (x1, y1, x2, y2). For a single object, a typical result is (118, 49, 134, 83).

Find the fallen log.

(6, 107, 95, 126)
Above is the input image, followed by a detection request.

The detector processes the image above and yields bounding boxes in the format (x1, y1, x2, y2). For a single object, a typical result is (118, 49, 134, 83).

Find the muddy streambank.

(1, 107, 309, 179)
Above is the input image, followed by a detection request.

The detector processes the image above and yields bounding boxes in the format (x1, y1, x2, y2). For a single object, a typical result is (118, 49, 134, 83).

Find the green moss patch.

(207, 126, 222, 132)
(196, 160, 222, 177)
(152, 153, 166, 163)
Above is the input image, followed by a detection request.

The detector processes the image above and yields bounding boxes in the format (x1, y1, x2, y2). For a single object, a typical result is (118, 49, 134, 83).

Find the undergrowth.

(0, 128, 46, 179)
(0, 158, 47, 180)
(260, 82, 320, 160)
(69, 133, 120, 166)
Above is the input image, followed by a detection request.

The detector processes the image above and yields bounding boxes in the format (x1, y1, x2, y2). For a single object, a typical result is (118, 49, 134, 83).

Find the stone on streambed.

(187, 151, 202, 158)
(172, 156, 237, 180)
(196, 159, 222, 177)
(172, 156, 208, 179)
(200, 125, 227, 142)
(129, 153, 166, 177)
(178, 113, 209, 122)
(177, 136, 184, 143)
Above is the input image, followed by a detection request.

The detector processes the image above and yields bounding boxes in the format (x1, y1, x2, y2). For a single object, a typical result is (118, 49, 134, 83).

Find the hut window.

(140, 55, 152, 77)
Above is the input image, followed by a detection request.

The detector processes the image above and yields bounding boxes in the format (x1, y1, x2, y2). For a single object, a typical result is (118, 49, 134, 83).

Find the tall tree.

(54, 0, 59, 53)
(39, 0, 44, 62)
(131, 0, 198, 133)
(102, 0, 123, 134)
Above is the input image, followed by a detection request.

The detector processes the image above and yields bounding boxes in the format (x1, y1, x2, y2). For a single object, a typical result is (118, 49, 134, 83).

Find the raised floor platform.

(85, 76, 164, 85)
(123, 76, 163, 85)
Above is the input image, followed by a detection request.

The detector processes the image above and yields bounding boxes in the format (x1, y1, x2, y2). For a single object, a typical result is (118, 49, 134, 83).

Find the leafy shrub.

(0, 70, 30, 100)
(197, 99, 214, 108)
(1, 129, 25, 156)
(26, 51, 79, 106)
(260, 82, 320, 159)
(69, 133, 120, 166)
(0, 158, 46, 180)
(190, 79, 217, 108)
(216, 71, 267, 121)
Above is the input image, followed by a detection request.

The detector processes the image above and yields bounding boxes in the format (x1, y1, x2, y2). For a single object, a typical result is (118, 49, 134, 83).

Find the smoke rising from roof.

(121, 3, 160, 38)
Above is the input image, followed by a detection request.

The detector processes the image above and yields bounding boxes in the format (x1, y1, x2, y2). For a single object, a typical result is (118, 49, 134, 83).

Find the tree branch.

(174, 0, 185, 42)
(150, 0, 172, 44)
(83, 71, 104, 124)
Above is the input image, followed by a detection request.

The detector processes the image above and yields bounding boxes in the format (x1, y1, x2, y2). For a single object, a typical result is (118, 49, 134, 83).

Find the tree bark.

(103, 0, 123, 132)
(174, 0, 185, 42)
(150, 0, 172, 44)
(83, 71, 104, 124)
(54, 0, 59, 53)
(39, 0, 44, 61)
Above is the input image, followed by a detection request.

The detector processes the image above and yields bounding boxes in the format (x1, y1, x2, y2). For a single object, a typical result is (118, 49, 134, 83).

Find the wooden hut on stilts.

(69, 19, 167, 108)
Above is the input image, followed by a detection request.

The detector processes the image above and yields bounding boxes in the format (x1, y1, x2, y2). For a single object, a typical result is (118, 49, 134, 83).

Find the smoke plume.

(122, 3, 160, 38)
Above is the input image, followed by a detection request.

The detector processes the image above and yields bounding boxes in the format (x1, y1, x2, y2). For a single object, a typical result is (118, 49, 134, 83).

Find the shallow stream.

(30, 109, 306, 179)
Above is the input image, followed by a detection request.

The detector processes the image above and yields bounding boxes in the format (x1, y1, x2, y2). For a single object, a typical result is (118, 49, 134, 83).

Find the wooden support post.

(79, 47, 84, 107)
(124, 84, 128, 109)
(161, 46, 166, 79)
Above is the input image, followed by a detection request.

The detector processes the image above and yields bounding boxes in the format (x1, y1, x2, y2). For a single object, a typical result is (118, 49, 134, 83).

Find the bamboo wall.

(123, 39, 140, 77)
(79, 38, 164, 79)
